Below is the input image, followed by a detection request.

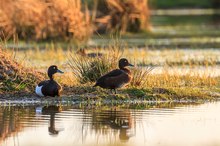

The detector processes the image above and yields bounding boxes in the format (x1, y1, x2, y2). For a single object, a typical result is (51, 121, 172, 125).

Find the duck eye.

(53, 67, 56, 69)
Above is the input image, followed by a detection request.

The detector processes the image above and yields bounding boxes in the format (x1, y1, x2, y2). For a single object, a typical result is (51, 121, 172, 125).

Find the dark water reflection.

(1, 101, 220, 146)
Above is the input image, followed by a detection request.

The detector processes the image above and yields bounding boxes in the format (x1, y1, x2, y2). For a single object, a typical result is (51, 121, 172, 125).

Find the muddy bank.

(0, 86, 219, 107)
(0, 94, 209, 107)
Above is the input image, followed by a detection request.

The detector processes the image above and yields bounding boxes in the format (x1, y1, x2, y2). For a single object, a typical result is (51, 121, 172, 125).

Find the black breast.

(39, 80, 62, 97)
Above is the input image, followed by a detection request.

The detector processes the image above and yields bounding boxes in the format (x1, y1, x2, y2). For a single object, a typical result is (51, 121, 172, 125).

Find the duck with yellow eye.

(35, 65, 64, 97)
(94, 58, 134, 94)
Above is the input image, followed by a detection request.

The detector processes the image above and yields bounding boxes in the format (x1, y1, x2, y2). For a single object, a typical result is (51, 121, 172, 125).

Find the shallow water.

(1, 101, 220, 146)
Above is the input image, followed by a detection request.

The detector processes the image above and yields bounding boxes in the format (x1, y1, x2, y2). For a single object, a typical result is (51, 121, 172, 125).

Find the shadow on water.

(0, 107, 24, 144)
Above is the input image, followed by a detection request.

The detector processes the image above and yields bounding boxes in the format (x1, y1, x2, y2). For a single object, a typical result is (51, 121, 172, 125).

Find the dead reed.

(130, 66, 154, 88)
(0, 0, 93, 41)
(96, 0, 151, 33)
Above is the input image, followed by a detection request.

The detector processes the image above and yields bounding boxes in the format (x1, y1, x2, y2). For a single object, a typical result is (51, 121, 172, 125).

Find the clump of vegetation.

(68, 56, 113, 83)
(130, 66, 154, 87)
(124, 88, 151, 98)
(68, 46, 122, 84)
(96, 0, 151, 33)
(0, 48, 44, 93)
(0, 0, 92, 41)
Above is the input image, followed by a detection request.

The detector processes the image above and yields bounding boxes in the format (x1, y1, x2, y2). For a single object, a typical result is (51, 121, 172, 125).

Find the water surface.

(1, 101, 220, 146)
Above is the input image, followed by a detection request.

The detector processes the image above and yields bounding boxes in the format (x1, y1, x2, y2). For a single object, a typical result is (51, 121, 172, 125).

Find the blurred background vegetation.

(0, 0, 219, 43)
(149, 0, 219, 9)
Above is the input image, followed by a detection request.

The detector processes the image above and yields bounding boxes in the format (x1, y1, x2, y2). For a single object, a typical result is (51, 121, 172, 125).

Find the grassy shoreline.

(1, 42, 220, 102)
(0, 94, 211, 110)
(0, 85, 219, 103)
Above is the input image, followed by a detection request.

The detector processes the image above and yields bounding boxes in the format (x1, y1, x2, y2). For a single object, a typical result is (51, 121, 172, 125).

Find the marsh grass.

(68, 45, 122, 84)
(65, 43, 219, 99)
(67, 42, 156, 88)
(0, 47, 44, 93)
(145, 72, 217, 88)
(68, 55, 112, 83)
(3, 41, 220, 100)
(130, 66, 154, 88)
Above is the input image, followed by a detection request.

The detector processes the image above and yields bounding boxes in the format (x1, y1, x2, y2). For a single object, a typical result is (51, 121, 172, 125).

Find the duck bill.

(57, 69, 64, 74)
(128, 63, 134, 67)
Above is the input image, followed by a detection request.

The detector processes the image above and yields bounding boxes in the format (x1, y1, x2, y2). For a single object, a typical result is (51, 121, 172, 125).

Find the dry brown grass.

(130, 66, 154, 87)
(0, 0, 93, 41)
(1, 44, 219, 100)
(96, 0, 151, 33)
(9, 45, 218, 89)
(0, 47, 44, 93)
(68, 45, 122, 84)
(145, 72, 217, 88)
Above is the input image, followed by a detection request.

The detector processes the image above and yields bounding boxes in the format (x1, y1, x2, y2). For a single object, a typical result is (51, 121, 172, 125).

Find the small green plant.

(124, 88, 151, 98)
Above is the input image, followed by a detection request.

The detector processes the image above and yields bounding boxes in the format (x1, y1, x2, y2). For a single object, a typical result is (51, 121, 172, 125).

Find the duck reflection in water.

(88, 108, 134, 142)
(36, 105, 62, 135)
(107, 109, 133, 142)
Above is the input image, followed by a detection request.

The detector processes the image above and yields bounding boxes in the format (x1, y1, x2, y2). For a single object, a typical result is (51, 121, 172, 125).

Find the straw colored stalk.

(0, 0, 93, 41)
(96, 0, 151, 33)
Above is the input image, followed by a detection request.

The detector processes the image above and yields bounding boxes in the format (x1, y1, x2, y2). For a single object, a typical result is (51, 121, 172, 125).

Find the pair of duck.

(35, 58, 133, 97)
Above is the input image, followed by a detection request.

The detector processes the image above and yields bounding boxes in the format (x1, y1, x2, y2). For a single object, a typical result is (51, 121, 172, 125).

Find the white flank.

(35, 106, 43, 114)
(35, 85, 44, 97)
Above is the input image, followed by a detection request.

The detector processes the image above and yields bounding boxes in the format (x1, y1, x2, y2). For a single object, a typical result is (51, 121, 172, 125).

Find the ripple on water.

(0, 102, 220, 146)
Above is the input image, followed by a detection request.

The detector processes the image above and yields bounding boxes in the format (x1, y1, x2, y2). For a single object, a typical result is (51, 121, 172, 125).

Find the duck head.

(48, 65, 64, 80)
(119, 58, 134, 69)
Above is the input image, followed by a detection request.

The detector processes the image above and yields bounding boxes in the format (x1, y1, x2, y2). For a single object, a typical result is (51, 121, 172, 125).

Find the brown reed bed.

(0, 0, 151, 41)
(0, 0, 93, 41)
(96, 0, 151, 33)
